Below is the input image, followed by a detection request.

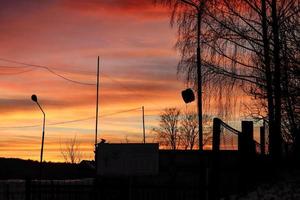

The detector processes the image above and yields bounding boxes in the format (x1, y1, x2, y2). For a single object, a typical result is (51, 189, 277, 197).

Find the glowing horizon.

(0, 0, 258, 162)
(0, 0, 189, 161)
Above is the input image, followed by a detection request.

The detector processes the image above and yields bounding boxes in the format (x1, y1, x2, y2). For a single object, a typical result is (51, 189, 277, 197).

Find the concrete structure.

(96, 143, 159, 176)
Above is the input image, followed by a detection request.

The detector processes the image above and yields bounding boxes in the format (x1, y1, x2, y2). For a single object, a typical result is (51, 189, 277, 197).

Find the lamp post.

(31, 94, 45, 178)
(180, 0, 204, 151)
(179, 3, 207, 199)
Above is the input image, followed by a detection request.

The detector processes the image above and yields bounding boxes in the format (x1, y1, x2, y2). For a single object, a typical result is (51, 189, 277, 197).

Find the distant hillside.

(0, 158, 95, 179)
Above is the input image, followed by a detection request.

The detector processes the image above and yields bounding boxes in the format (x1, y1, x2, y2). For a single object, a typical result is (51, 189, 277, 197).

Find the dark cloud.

(61, 0, 168, 19)
(62, 0, 153, 10)
(0, 0, 55, 19)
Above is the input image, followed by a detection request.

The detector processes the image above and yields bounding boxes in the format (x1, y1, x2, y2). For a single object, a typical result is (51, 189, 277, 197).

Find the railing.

(0, 179, 203, 200)
(219, 120, 241, 151)
(213, 118, 263, 155)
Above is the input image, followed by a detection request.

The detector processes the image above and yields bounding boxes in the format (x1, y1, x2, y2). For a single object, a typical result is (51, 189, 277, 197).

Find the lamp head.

(181, 88, 195, 104)
(31, 94, 38, 102)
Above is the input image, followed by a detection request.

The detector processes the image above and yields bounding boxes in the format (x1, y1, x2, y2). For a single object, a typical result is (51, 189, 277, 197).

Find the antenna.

(142, 106, 145, 144)
(95, 56, 100, 146)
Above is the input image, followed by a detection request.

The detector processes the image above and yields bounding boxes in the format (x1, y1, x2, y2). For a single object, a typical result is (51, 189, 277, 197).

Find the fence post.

(241, 121, 255, 156)
(25, 179, 31, 200)
(5, 182, 9, 200)
(213, 118, 221, 152)
(260, 126, 265, 155)
(239, 121, 255, 192)
(211, 118, 221, 200)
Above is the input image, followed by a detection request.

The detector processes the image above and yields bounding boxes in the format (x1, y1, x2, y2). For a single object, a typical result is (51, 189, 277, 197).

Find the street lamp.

(180, 0, 205, 151)
(31, 94, 46, 172)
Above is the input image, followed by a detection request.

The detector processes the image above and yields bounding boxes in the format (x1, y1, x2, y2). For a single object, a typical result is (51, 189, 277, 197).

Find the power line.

(0, 64, 95, 76)
(0, 58, 96, 86)
(99, 107, 141, 118)
(48, 117, 95, 126)
(0, 65, 32, 69)
(0, 117, 95, 129)
(0, 58, 170, 112)
(0, 107, 142, 129)
(0, 68, 35, 75)
(0, 58, 167, 109)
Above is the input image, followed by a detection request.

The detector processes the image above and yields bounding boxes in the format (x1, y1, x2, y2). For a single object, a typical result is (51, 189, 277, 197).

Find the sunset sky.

(0, 0, 257, 162)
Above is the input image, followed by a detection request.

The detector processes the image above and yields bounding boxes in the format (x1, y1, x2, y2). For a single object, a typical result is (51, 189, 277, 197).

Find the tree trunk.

(271, 0, 282, 159)
(261, 0, 276, 158)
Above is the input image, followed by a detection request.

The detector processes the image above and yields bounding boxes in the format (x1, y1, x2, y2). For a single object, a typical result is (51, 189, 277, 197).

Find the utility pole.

(142, 106, 146, 143)
(179, 2, 207, 200)
(197, 4, 203, 151)
(95, 56, 100, 146)
(180, 0, 204, 151)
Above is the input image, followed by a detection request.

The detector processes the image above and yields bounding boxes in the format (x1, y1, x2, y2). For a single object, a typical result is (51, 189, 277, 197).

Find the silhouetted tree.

(124, 135, 130, 143)
(153, 108, 213, 149)
(153, 107, 181, 150)
(60, 135, 82, 164)
(156, 0, 300, 158)
(180, 110, 198, 150)
(180, 110, 212, 149)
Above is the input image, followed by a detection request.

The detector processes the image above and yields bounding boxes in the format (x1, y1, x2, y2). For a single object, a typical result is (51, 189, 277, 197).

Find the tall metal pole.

(142, 106, 146, 144)
(31, 94, 45, 179)
(180, 0, 203, 151)
(38, 102, 46, 164)
(197, 6, 203, 151)
(95, 56, 100, 146)
(40, 103, 45, 179)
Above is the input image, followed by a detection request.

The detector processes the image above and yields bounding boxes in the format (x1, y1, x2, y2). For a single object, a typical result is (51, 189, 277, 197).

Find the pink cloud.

(61, 0, 169, 20)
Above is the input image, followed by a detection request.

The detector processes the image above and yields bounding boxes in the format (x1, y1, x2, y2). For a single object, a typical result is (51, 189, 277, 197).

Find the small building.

(94, 143, 263, 199)
(96, 143, 159, 176)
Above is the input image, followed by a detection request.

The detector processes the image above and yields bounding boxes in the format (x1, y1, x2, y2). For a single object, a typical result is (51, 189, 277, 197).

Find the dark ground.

(1, 156, 300, 200)
(0, 157, 95, 179)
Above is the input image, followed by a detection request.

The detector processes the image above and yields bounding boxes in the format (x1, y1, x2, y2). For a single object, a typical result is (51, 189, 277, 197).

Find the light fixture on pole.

(31, 94, 46, 178)
(182, 88, 195, 104)
(180, 0, 204, 151)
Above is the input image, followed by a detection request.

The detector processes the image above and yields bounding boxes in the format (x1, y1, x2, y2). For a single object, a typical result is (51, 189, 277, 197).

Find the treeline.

(0, 158, 94, 179)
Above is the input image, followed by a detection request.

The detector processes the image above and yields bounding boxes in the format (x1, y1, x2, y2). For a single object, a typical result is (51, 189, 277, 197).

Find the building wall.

(96, 143, 159, 176)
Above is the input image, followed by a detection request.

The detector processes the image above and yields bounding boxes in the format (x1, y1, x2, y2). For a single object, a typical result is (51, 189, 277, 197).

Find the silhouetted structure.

(212, 118, 258, 156)
(0, 119, 281, 200)
(96, 143, 159, 176)
(92, 122, 265, 200)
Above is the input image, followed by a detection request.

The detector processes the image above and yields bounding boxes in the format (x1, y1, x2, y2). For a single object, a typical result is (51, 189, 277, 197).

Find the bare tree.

(124, 135, 130, 143)
(156, 0, 300, 158)
(180, 110, 212, 149)
(60, 135, 82, 164)
(180, 110, 198, 150)
(153, 107, 181, 150)
(154, 108, 212, 150)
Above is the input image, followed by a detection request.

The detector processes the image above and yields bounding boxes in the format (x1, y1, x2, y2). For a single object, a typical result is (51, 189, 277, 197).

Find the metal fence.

(0, 178, 205, 200)
(0, 179, 94, 200)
